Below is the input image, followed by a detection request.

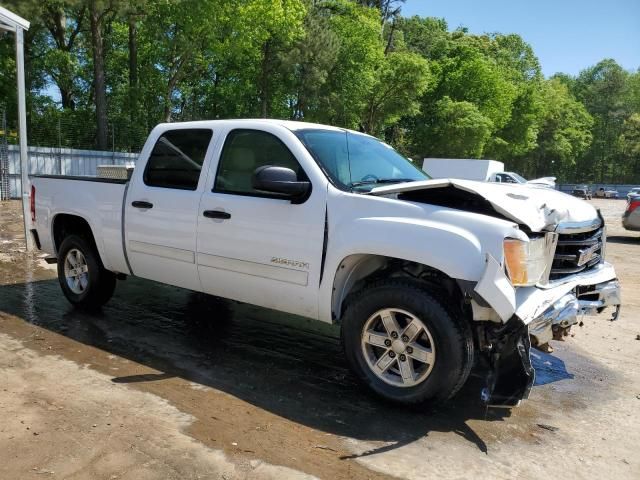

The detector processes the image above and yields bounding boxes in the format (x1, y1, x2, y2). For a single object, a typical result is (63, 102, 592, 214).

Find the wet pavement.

(1, 199, 639, 479)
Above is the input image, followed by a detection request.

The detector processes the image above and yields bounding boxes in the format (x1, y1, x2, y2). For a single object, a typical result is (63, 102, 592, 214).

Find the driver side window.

(214, 129, 306, 196)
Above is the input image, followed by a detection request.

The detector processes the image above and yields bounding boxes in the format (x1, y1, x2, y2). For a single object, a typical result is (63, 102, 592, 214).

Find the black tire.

(341, 279, 474, 405)
(57, 234, 116, 309)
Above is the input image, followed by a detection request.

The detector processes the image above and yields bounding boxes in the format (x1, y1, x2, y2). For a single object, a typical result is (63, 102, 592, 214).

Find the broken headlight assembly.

(503, 235, 555, 287)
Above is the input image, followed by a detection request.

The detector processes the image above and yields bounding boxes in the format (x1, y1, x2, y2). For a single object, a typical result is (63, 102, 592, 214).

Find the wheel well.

(52, 214, 97, 254)
(332, 255, 470, 323)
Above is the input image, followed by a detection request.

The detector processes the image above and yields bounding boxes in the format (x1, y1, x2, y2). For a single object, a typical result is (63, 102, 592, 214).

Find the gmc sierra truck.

(29, 119, 621, 407)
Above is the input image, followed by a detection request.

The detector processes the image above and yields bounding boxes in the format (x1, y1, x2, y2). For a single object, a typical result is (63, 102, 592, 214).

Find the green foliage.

(419, 96, 493, 158)
(0, 40, 17, 117)
(621, 113, 640, 157)
(482, 34, 544, 159)
(572, 59, 633, 182)
(0, 1, 638, 182)
(281, 3, 341, 120)
(435, 44, 517, 130)
(361, 51, 430, 134)
(522, 78, 593, 181)
(396, 15, 451, 59)
(628, 70, 640, 113)
(619, 112, 640, 180)
(404, 30, 539, 161)
(313, 0, 383, 128)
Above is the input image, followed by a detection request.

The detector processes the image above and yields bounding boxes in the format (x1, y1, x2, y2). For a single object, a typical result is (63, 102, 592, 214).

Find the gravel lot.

(1, 198, 639, 480)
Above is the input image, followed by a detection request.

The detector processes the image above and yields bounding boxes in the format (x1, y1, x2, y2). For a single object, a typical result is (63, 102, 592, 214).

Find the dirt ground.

(0, 198, 639, 480)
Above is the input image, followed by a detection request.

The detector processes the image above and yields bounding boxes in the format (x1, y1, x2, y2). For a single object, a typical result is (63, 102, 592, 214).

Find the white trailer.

(423, 158, 555, 188)
(423, 158, 504, 181)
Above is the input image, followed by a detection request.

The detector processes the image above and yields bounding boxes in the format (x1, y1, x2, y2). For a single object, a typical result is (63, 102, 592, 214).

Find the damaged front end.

(472, 218, 621, 408)
(370, 177, 622, 407)
(476, 273, 621, 408)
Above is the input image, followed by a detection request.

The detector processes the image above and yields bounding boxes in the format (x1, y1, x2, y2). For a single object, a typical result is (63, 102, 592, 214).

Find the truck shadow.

(0, 276, 578, 455)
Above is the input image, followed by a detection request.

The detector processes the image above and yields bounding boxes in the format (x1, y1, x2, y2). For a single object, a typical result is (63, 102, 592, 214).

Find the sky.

(401, 0, 640, 77)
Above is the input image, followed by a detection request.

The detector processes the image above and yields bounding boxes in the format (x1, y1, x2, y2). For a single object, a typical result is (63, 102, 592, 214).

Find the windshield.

(295, 129, 429, 191)
(506, 172, 527, 183)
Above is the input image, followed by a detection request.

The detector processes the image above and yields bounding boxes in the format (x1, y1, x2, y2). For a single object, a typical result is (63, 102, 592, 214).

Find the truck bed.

(30, 174, 131, 275)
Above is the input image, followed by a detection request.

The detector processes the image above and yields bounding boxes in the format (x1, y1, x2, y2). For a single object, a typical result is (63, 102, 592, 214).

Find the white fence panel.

(7, 145, 139, 198)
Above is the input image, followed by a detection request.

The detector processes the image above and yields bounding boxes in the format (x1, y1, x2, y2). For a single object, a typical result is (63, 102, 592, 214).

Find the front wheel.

(57, 235, 116, 309)
(341, 279, 474, 405)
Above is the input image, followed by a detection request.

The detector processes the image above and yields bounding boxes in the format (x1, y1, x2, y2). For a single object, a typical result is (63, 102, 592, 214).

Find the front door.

(125, 127, 214, 292)
(197, 126, 326, 319)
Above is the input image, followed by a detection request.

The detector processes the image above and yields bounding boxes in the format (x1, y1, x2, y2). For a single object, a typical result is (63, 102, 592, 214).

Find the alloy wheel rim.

(360, 308, 436, 388)
(64, 248, 89, 294)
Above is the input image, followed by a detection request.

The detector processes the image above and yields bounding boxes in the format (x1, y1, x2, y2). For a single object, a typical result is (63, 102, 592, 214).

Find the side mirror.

(252, 165, 311, 202)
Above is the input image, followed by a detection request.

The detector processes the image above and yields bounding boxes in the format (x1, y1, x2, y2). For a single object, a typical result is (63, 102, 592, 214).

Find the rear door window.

(143, 129, 213, 190)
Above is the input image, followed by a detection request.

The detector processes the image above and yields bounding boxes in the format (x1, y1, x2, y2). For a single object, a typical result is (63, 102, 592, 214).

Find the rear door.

(196, 125, 327, 319)
(125, 127, 214, 291)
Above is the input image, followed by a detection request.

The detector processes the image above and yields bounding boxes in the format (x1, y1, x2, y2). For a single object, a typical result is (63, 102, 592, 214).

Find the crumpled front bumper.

(474, 257, 621, 328)
(518, 263, 621, 346)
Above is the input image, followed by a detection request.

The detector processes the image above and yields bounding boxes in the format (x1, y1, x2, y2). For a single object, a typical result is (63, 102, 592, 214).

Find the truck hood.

(370, 179, 599, 232)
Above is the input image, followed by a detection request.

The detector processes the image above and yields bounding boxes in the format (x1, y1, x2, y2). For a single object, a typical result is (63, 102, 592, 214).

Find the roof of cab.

(153, 118, 348, 132)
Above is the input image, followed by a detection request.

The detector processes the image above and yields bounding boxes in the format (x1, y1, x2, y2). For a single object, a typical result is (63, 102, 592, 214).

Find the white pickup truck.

(29, 119, 621, 407)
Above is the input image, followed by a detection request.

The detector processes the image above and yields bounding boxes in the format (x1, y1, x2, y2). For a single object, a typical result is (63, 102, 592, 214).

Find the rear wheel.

(57, 235, 116, 309)
(341, 279, 473, 405)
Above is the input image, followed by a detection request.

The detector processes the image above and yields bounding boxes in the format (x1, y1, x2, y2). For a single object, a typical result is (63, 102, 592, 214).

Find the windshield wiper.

(348, 178, 416, 188)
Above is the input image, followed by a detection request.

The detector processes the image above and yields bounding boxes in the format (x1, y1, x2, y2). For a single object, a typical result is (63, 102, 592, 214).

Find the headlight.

(503, 236, 552, 286)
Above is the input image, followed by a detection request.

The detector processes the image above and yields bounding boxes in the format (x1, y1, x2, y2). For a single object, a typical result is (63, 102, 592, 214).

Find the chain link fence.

(0, 108, 10, 200)
(29, 114, 148, 153)
(0, 107, 145, 199)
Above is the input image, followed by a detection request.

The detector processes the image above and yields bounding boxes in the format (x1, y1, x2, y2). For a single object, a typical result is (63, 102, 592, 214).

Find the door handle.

(132, 200, 153, 209)
(203, 210, 231, 220)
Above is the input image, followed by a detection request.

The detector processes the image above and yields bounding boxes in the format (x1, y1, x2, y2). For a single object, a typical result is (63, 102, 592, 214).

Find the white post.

(16, 27, 33, 251)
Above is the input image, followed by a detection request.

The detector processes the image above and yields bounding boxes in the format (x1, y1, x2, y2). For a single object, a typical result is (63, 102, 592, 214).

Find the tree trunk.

(384, 18, 396, 55)
(164, 71, 181, 123)
(128, 17, 138, 125)
(90, 1, 109, 150)
(60, 89, 76, 110)
(212, 74, 220, 118)
(260, 40, 271, 118)
(163, 94, 172, 123)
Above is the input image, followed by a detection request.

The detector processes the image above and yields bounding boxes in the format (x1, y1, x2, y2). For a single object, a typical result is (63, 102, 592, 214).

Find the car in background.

(595, 187, 619, 198)
(493, 172, 556, 188)
(421, 159, 556, 188)
(622, 194, 640, 231)
(571, 186, 592, 200)
(627, 187, 640, 198)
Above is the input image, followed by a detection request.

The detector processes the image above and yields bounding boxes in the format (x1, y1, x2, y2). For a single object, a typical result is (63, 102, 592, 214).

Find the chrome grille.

(550, 227, 604, 280)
